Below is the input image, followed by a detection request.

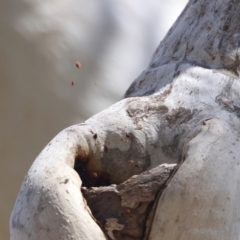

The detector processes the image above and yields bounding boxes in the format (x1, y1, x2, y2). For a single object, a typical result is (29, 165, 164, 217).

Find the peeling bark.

(82, 164, 177, 240)
(10, 0, 240, 239)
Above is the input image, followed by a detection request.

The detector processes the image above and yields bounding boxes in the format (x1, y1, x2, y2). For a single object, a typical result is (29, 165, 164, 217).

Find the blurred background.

(0, 0, 188, 238)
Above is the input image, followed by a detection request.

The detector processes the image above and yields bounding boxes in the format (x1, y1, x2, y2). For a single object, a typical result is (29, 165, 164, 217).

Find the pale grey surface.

(0, 1, 188, 238)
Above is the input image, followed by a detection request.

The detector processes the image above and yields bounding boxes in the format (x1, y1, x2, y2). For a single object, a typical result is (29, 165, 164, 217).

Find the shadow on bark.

(80, 163, 177, 240)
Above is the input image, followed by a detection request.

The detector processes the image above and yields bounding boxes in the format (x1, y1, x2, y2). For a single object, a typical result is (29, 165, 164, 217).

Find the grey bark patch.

(158, 85, 172, 99)
(126, 104, 168, 121)
(125, 94, 170, 126)
(11, 216, 24, 230)
(165, 107, 197, 127)
(142, 88, 156, 96)
(161, 133, 184, 159)
(215, 97, 240, 118)
(215, 80, 240, 118)
(126, 96, 200, 164)
(155, 107, 201, 161)
(124, 80, 139, 97)
(102, 134, 151, 184)
(124, 68, 173, 99)
(173, 70, 181, 78)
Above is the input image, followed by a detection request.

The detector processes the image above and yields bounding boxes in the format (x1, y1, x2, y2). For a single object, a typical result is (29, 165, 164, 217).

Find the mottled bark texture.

(10, 0, 240, 239)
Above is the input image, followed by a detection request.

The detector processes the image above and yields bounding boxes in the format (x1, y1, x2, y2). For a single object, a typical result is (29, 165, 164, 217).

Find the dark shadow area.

(74, 155, 111, 187)
(81, 164, 177, 240)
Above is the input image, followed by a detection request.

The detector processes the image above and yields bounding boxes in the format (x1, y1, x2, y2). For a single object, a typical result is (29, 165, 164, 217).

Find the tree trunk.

(10, 0, 240, 239)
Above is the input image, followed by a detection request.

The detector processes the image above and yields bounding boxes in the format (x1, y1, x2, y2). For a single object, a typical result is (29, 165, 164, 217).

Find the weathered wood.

(82, 164, 177, 240)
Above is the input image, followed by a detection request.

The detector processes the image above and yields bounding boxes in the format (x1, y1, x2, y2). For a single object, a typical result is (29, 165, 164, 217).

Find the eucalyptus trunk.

(10, 0, 240, 239)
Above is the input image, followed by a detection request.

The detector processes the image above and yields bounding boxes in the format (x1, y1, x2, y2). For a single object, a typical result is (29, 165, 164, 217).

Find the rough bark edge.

(82, 163, 177, 240)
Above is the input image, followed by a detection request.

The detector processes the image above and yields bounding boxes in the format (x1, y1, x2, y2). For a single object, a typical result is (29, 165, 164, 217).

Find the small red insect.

(76, 62, 82, 68)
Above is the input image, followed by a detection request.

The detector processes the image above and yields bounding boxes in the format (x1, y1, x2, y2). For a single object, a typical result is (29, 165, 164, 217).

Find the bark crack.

(82, 163, 178, 240)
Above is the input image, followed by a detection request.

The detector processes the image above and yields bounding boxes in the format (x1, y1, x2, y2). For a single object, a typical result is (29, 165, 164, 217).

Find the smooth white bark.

(150, 118, 240, 239)
(10, 0, 240, 239)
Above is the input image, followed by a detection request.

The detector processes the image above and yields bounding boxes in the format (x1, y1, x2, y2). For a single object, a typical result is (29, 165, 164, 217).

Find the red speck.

(92, 172, 98, 178)
(71, 81, 75, 86)
(76, 62, 82, 68)
(135, 163, 140, 168)
(125, 209, 131, 214)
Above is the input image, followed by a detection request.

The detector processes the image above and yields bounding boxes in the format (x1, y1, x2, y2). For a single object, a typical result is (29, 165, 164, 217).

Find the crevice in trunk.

(81, 163, 179, 240)
(74, 155, 111, 187)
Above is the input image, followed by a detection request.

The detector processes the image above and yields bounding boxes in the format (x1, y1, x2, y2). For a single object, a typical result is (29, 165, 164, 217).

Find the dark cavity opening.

(74, 155, 111, 188)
